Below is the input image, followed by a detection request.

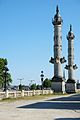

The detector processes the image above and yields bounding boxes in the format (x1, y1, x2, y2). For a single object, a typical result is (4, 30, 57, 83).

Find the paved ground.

(0, 93, 80, 120)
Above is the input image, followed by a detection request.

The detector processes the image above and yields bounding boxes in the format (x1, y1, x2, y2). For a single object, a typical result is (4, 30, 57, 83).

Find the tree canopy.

(30, 84, 36, 90)
(42, 78, 51, 89)
(0, 58, 12, 90)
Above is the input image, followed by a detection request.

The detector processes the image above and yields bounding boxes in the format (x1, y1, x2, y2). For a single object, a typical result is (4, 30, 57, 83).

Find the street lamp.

(40, 71, 44, 90)
(17, 78, 24, 85)
(3, 66, 9, 91)
(17, 78, 24, 91)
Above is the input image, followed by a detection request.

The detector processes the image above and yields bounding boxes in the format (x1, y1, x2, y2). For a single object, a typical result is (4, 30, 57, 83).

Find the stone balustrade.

(0, 89, 53, 100)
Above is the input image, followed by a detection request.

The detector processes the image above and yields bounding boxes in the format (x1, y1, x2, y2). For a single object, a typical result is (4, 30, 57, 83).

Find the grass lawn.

(0, 93, 68, 102)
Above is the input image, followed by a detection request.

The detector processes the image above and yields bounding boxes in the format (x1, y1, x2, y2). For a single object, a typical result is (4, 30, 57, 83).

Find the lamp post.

(17, 78, 24, 91)
(3, 66, 9, 92)
(29, 80, 34, 88)
(40, 71, 44, 90)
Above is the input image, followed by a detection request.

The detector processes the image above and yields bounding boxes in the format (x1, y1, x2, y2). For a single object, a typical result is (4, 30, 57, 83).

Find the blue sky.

(0, 0, 80, 85)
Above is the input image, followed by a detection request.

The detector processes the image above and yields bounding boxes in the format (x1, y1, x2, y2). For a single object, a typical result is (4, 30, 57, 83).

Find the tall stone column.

(50, 6, 66, 93)
(65, 25, 78, 93)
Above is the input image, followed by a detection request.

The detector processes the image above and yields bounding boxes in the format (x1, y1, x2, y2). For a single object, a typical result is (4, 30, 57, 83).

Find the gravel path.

(0, 94, 80, 120)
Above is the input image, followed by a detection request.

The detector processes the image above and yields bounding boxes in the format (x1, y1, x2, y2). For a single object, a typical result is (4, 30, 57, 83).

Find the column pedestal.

(65, 79, 76, 93)
(51, 77, 65, 93)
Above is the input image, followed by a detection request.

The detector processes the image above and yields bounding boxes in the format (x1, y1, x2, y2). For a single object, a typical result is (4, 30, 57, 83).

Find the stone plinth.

(51, 77, 65, 93)
(65, 79, 76, 93)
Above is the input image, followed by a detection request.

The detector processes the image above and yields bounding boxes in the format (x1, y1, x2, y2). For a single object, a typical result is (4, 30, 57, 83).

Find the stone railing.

(0, 89, 53, 100)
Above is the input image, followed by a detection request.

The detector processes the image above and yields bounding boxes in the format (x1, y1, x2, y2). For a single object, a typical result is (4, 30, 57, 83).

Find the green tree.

(0, 58, 12, 90)
(30, 84, 36, 90)
(43, 78, 51, 89)
(36, 84, 41, 90)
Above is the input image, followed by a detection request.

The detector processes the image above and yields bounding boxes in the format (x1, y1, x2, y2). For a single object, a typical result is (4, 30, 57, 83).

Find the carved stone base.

(65, 79, 76, 93)
(51, 76, 65, 93)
